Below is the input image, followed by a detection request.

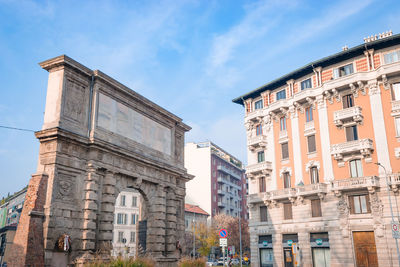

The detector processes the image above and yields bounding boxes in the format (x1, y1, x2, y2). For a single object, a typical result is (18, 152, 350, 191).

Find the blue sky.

(0, 0, 399, 197)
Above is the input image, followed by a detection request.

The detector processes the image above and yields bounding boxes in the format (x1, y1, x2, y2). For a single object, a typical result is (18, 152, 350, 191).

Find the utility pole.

(192, 212, 196, 259)
(376, 162, 400, 266)
(239, 212, 243, 267)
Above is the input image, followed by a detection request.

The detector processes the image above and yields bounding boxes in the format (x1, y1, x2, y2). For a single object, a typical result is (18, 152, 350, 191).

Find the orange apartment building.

(233, 32, 400, 267)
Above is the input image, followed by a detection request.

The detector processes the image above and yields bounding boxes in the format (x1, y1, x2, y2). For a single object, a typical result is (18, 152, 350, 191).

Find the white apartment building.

(112, 189, 140, 257)
(185, 141, 248, 219)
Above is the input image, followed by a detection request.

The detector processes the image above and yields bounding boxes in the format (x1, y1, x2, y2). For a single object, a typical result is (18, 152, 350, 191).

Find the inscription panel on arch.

(97, 93, 172, 155)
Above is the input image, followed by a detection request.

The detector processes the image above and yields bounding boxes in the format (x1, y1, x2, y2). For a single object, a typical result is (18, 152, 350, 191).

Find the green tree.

(195, 222, 218, 256)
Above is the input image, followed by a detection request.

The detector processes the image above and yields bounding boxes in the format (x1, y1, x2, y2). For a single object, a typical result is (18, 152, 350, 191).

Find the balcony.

(217, 201, 224, 207)
(248, 193, 266, 204)
(391, 100, 400, 116)
(331, 176, 379, 195)
(388, 173, 400, 192)
(246, 161, 272, 178)
(246, 109, 264, 122)
(296, 183, 328, 197)
(333, 106, 363, 127)
(217, 189, 225, 195)
(217, 165, 242, 180)
(330, 139, 374, 165)
(269, 188, 297, 201)
(304, 121, 315, 135)
(248, 135, 267, 151)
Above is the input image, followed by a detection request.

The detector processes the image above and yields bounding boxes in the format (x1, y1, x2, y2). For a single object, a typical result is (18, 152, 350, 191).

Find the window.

(255, 99, 263, 110)
(117, 213, 127, 225)
(310, 167, 319, 184)
(132, 196, 137, 207)
(120, 195, 126, 206)
(185, 219, 188, 228)
(283, 172, 291, 188)
(283, 203, 292, 220)
(396, 117, 400, 136)
(130, 232, 136, 243)
(333, 63, 354, 78)
(350, 159, 363, 177)
(307, 135, 316, 153)
(260, 206, 268, 222)
(342, 94, 354, 108)
(311, 199, 322, 217)
(305, 107, 313, 122)
(281, 142, 289, 159)
(384, 50, 400, 64)
(256, 124, 263, 135)
(349, 194, 370, 214)
(345, 125, 358, 141)
(259, 177, 266, 193)
(258, 151, 265, 163)
(280, 117, 287, 131)
(301, 78, 312, 90)
(392, 83, 400, 101)
(118, 232, 124, 243)
(276, 89, 286, 100)
(131, 214, 137, 225)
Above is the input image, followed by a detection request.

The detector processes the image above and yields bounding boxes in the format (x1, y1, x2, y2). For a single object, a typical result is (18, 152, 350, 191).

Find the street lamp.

(375, 162, 400, 265)
(193, 212, 196, 259)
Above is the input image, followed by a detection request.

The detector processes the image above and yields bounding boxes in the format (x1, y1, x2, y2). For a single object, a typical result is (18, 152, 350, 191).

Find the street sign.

(220, 238, 227, 247)
(392, 222, 400, 239)
(219, 229, 228, 238)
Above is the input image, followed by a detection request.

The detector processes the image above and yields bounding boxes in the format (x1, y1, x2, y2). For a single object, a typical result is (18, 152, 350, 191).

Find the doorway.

(283, 247, 294, 267)
(352, 231, 378, 267)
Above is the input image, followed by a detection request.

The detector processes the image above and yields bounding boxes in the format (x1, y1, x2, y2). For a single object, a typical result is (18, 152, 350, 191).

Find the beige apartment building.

(233, 32, 400, 267)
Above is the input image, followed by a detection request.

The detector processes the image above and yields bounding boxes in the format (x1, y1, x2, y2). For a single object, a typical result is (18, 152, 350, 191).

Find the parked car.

(206, 259, 218, 266)
(231, 258, 240, 265)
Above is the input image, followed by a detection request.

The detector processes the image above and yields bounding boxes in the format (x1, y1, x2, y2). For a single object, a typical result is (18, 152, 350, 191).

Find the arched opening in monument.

(111, 186, 148, 259)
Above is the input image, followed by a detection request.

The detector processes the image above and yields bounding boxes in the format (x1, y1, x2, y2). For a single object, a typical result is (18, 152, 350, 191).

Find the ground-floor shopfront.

(248, 184, 400, 267)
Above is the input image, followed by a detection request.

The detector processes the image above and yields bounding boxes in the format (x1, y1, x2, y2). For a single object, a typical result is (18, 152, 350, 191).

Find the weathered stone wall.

(24, 55, 192, 266)
(249, 183, 400, 267)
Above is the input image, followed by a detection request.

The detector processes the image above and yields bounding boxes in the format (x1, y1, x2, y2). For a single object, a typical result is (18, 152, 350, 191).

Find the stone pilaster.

(98, 171, 115, 252)
(81, 165, 99, 252)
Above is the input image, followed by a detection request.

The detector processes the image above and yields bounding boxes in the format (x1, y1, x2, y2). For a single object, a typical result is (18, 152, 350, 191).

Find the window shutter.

(349, 196, 354, 214)
(308, 135, 316, 152)
(346, 127, 353, 141)
(311, 199, 322, 217)
(366, 194, 371, 213)
(260, 206, 268, 222)
(333, 69, 339, 79)
(284, 203, 292, 220)
(342, 95, 348, 108)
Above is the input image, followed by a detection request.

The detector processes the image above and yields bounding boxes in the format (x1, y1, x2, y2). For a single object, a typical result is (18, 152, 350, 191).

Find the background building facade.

(185, 141, 248, 220)
(112, 189, 141, 258)
(234, 32, 400, 267)
(184, 203, 209, 232)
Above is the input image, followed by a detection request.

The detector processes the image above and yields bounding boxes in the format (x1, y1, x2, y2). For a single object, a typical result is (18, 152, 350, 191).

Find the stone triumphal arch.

(14, 55, 192, 266)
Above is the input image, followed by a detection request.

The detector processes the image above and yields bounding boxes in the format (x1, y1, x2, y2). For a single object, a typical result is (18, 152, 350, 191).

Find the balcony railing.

(304, 121, 315, 133)
(246, 161, 272, 177)
(269, 188, 297, 200)
(217, 165, 242, 179)
(246, 109, 264, 122)
(389, 173, 400, 191)
(392, 100, 400, 115)
(331, 139, 374, 162)
(333, 106, 363, 127)
(217, 189, 225, 195)
(248, 135, 267, 151)
(296, 183, 328, 196)
(248, 193, 266, 204)
(331, 176, 379, 192)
